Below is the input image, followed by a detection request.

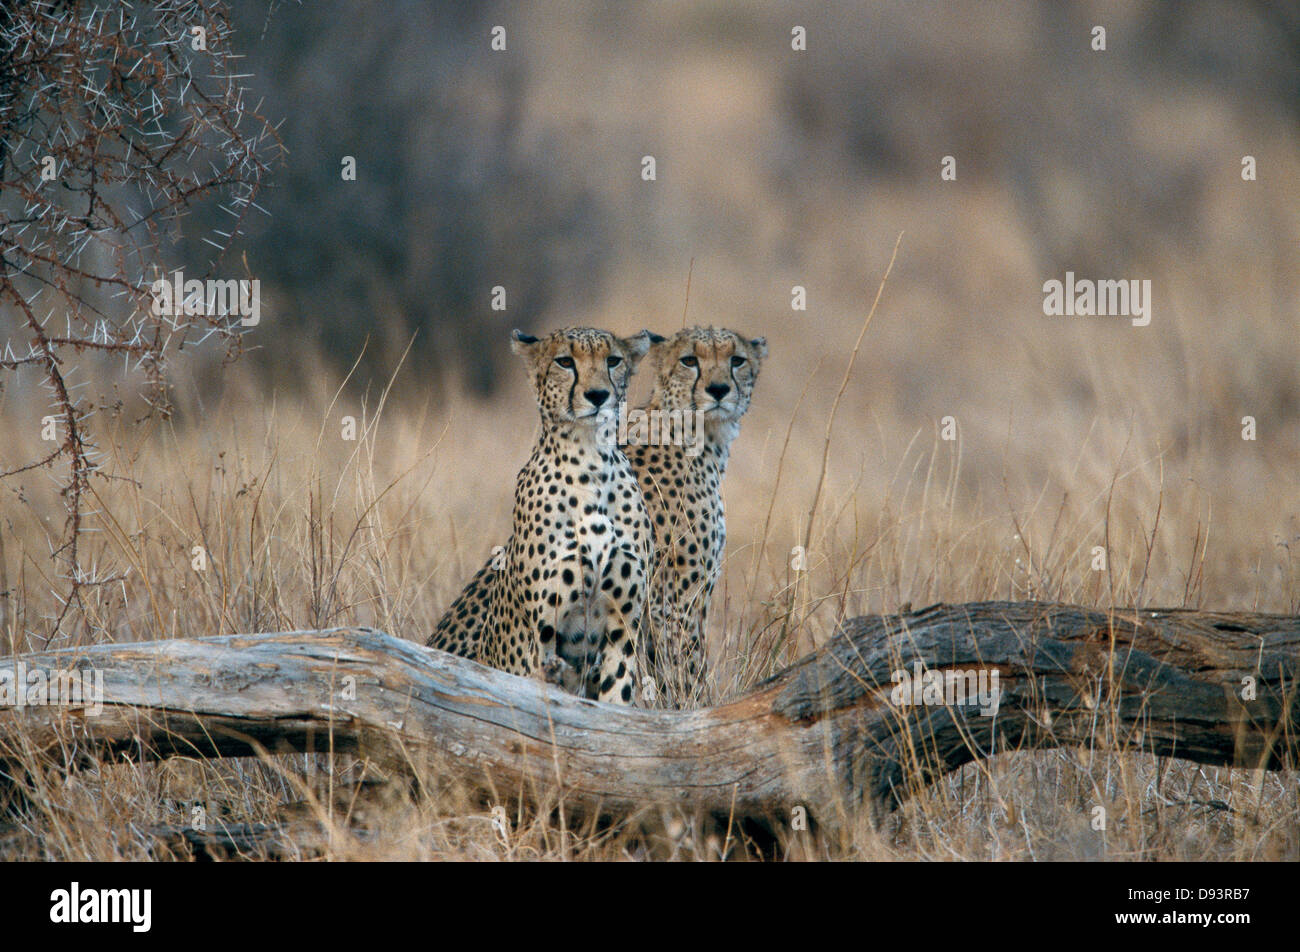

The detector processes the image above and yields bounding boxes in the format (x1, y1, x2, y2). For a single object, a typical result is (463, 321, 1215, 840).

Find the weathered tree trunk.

(0, 602, 1296, 830)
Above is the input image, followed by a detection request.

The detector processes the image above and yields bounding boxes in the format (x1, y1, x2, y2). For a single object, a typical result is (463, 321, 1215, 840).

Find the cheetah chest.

(564, 466, 646, 591)
(538, 459, 647, 677)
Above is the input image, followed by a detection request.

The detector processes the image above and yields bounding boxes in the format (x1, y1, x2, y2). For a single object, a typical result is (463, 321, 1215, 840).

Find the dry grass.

(1, 250, 1297, 859)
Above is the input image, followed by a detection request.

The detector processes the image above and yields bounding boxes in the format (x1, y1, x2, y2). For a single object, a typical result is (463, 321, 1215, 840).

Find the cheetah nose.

(584, 388, 610, 408)
(705, 383, 731, 401)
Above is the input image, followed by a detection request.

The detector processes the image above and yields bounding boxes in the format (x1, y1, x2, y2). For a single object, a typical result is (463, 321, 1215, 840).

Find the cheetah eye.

(680, 355, 698, 368)
(607, 356, 623, 368)
(555, 356, 575, 370)
(730, 356, 747, 367)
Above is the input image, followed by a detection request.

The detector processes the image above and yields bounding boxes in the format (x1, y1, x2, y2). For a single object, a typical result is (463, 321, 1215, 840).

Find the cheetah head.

(646, 326, 768, 426)
(511, 326, 651, 427)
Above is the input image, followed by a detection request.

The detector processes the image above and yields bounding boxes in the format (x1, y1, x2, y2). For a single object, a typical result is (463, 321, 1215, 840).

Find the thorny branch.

(0, 1, 281, 639)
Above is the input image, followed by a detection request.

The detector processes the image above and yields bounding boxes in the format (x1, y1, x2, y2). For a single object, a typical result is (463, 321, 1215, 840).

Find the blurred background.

(200, 0, 1300, 390)
(4, 0, 1300, 657)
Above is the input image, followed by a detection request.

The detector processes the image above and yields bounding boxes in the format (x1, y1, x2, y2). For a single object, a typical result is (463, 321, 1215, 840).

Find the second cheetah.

(626, 326, 767, 708)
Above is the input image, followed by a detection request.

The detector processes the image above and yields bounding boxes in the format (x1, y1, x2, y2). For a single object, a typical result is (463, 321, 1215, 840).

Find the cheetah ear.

(511, 329, 547, 376)
(643, 331, 671, 370)
(644, 332, 676, 374)
(749, 336, 769, 360)
(620, 330, 652, 370)
(510, 328, 540, 355)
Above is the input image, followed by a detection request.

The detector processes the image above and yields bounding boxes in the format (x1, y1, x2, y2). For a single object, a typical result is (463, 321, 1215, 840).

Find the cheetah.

(428, 327, 654, 705)
(626, 326, 767, 709)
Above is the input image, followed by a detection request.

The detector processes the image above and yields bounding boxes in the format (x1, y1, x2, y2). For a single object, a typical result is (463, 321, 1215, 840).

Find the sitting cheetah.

(428, 327, 654, 705)
(626, 326, 767, 709)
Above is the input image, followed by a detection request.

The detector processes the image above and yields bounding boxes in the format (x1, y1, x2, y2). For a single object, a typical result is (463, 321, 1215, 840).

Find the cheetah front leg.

(528, 543, 644, 706)
(590, 542, 646, 706)
(530, 548, 610, 698)
(674, 577, 715, 707)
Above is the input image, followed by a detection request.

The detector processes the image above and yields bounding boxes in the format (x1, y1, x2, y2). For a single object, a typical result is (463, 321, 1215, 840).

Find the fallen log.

(147, 822, 304, 861)
(0, 601, 1297, 831)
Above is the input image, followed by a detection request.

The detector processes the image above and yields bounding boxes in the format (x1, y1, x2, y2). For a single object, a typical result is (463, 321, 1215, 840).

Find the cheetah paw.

(540, 655, 579, 691)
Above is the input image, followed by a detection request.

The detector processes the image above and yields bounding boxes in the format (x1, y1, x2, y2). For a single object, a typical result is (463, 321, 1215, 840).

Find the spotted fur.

(428, 327, 653, 705)
(627, 326, 767, 709)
